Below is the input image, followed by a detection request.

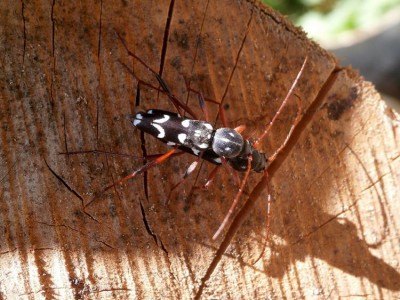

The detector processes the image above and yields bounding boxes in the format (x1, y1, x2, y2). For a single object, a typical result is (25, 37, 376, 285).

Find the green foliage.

(262, 0, 400, 40)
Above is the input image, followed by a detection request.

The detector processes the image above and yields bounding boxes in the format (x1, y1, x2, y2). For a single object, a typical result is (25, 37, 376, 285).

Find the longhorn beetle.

(97, 35, 309, 239)
(62, 33, 308, 240)
(131, 108, 265, 172)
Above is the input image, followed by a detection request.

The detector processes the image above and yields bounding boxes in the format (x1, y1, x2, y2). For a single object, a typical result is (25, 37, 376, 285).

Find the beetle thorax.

(212, 128, 244, 158)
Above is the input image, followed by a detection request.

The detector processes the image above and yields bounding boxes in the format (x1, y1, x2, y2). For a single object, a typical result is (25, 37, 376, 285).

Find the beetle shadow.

(231, 76, 400, 292)
(265, 210, 400, 290)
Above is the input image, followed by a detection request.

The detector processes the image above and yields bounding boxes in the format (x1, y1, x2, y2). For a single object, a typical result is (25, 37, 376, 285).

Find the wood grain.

(1, 0, 399, 299)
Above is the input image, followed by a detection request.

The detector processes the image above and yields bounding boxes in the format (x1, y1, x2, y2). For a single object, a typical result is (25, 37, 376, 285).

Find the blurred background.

(262, 0, 400, 111)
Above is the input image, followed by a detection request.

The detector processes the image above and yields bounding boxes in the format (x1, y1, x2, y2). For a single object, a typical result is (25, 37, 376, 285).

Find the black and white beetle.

(131, 109, 266, 173)
(56, 27, 309, 244)
(61, 32, 309, 239)
(124, 54, 308, 239)
(61, 53, 307, 240)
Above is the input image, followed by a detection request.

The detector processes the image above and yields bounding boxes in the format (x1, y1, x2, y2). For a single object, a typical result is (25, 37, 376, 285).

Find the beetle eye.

(212, 128, 244, 158)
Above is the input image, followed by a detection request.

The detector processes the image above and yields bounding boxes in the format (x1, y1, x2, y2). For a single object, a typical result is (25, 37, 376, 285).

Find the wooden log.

(1, 0, 399, 299)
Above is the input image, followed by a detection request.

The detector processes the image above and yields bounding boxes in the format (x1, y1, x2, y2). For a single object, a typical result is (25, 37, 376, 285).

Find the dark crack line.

(96, 90, 100, 144)
(361, 172, 390, 193)
(44, 159, 84, 206)
(340, 293, 373, 298)
(44, 159, 99, 222)
(50, 0, 56, 105)
(95, 0, 103, 143)
(21, 0, 26, 65)
(140, 131, 149, 202)
(1, 248, 18, 255)
(35, 220, 114, 249)
(51, 0, 55, 58)
(159, 0, 175, 77)
(62, 112, 70, 161)
(35, 220, 81, 233)
(97, 0, 103, 60)
(138, 202, 177, 285)
(138, 200, 168, 254)
(133, 79, 149, 202)
(159, 238, 169, 255)
(90, 288, 133, 294)
(97, 240, 115, 249)
(391, 152, 400, 162)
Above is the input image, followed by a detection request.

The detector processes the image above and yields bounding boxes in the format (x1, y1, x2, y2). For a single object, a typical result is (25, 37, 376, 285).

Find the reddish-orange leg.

(59, 147, 186, 206)
(83, 148, 178, 208)
(213, 156, 253, 239)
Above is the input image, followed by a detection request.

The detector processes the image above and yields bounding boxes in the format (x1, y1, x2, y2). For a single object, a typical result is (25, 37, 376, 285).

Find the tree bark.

(1, 0, 399, 299)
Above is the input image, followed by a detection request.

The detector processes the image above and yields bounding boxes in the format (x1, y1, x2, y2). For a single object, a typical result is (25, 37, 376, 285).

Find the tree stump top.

(1, 0, 399, 299)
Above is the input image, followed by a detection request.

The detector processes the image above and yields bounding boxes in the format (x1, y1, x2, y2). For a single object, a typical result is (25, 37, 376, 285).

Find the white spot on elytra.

(153, 114, 170, 124)
(225, 147, 231, 151)
(186, 161, 198, 175)
(207, 134, 211, 139)
(133, 119, 141, 126)
(204, 123, 213, 130)
(167, 141, 176, 146)
(178, 133, 187, 144)
(229, 132, 235, 137)
(147, 110, 154, 114)
(198, 143, 208, 149)
(213, 158, 222, 164)
(181, 119, 190, 127)
(136, 114, 143, 119)
(194, 130, 201, 137)
(151, 123, 165, 138)
(191, 148, 200, 156)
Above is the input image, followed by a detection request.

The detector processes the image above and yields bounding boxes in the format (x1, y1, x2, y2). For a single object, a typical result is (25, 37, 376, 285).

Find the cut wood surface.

(1, 0, 399, 299)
